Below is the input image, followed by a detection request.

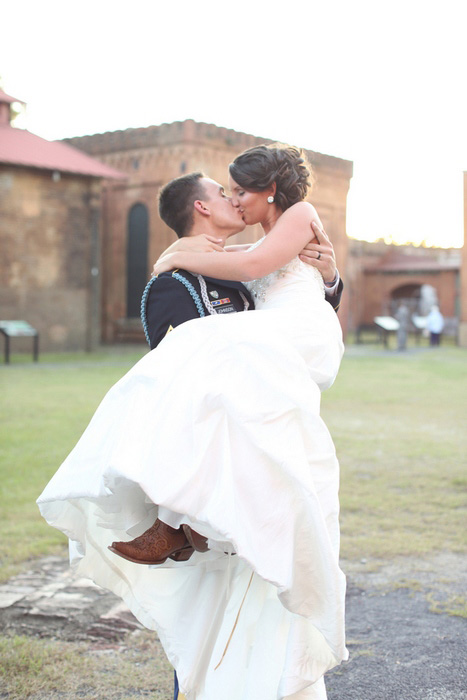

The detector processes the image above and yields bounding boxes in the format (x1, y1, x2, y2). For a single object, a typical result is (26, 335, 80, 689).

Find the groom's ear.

(194, 200, 210, 217)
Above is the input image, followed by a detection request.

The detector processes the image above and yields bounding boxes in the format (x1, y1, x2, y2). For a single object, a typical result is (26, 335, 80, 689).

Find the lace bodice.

(243, 237, 325, 304)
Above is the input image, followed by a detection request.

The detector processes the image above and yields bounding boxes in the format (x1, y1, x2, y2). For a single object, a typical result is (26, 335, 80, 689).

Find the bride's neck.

(261, 207, 282, 234)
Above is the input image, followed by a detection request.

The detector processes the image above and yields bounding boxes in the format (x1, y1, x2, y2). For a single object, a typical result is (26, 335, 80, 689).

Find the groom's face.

(200, 178, 246, 236)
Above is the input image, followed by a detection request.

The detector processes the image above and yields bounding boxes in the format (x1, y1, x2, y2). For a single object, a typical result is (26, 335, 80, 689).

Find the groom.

(143, 171, 343, 350)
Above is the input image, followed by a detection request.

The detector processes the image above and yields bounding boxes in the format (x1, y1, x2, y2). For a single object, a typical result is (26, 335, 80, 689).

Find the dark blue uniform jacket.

(143, 270, 343, 350)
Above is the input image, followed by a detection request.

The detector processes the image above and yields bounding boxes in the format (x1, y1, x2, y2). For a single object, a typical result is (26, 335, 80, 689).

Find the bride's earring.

(267, 195, 274, 203)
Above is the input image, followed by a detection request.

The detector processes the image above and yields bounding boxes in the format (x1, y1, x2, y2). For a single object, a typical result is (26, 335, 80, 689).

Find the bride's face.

(228, 176, 274, 226)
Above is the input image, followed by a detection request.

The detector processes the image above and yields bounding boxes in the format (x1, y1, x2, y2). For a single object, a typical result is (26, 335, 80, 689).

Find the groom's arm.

(324, 276, 344, 312)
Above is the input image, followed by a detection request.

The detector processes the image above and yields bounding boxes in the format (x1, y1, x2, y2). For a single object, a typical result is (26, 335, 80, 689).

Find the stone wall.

(0, 166, 101, 352)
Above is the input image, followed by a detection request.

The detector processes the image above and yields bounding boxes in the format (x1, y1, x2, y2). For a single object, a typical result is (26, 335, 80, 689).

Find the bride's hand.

(152, 253, 179, 276)
(174, 234, 224, 253)
(159, 234, 224, 258)
(152, 235, 225, 277)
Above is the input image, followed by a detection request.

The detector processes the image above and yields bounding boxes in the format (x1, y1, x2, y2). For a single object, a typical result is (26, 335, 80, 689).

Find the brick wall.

(0, 166, 101, 351)
(459, 173, 467, 346)
(346, 239, 460, 332)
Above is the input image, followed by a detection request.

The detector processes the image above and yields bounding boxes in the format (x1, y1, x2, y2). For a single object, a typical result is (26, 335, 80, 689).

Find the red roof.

(0, 125, 126, 179)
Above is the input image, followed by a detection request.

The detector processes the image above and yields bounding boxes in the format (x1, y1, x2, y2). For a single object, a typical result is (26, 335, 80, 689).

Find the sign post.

(0, 321, 39, 364)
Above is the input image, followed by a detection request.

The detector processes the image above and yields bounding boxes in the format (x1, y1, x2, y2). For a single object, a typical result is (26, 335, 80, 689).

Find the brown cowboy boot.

(108, 519, 194, 565)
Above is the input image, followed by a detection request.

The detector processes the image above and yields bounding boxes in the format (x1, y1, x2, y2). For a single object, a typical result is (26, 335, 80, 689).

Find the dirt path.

(1, 554, 466, 699)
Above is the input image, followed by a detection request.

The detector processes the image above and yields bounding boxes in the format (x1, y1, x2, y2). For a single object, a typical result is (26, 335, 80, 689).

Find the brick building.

(2, 87, 462, 351)
(0, 90, 125, 352)
(346, 240, 461, 335)
(65, 121, 353, 342)
(460, 172, 467, 347)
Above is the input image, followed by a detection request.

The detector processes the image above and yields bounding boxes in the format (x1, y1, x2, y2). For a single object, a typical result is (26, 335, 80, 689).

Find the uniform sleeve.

(325, 279, 344, 313)
(146, 275, 201, 349)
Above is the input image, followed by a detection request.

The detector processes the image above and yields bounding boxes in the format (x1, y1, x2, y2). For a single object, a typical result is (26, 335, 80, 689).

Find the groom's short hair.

(159, 172, 207, 238)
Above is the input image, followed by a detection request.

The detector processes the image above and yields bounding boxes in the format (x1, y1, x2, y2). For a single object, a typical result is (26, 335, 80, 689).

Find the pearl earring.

(267, 195, 274, 203)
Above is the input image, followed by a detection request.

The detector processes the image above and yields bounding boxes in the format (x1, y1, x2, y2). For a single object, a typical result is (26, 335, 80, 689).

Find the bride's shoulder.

(280, 201, 317, 222)
(287, 201, 317, 216)
(277, 201, 318, 233)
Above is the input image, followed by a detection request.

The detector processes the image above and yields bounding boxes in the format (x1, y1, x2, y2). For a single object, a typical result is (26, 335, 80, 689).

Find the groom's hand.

(299, 221, 338, 285)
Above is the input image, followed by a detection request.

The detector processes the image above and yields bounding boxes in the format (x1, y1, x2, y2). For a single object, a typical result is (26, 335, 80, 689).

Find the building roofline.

(364, 261, 459, 273)
(0, 125, 127, 179)
(63, 119, 353, 177)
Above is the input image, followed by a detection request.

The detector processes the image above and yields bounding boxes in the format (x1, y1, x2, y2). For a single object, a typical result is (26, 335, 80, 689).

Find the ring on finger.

(317, 252, 321, 261)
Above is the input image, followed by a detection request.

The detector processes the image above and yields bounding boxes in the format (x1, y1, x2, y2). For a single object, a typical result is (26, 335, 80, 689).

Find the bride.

(37, 143, 347, 700)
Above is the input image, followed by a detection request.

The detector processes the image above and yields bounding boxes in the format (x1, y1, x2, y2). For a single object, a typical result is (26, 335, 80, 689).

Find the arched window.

(126, 203, 149, 318)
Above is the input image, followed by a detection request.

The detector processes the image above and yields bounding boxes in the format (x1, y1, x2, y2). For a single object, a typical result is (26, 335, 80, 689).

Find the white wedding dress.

(38, 245, 347, 700)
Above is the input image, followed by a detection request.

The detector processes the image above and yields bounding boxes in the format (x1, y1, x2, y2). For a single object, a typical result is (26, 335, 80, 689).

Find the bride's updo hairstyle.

(229, 144, 312, 211)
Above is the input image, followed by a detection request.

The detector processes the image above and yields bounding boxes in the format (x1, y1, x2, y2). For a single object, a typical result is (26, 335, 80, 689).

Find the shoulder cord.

(140, 272, 207, 348)
(173, 272, 207, 318)
(141, 273, 251, 348)
(140, 276, 158, 346)
(196, 275, 221, 316)
(197, 274, 250, 314)
(239, 291, 250, 311)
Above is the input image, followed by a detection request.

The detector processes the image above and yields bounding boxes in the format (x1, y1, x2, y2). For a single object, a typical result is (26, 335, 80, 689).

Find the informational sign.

(0, 320, 39, 363)
(411, 315, 427, 330)
(0, 320, 38, 337)
(374, 316, 400, 331)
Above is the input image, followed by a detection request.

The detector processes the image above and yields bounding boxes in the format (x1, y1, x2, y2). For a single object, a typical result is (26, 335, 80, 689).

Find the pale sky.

(2, 0, 466, 248)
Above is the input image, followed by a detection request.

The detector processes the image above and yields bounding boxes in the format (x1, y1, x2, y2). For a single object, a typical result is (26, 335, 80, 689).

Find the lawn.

(0, 630, 172, 700)
(0, 345, 466, 582)
(321, 346, 466, 560)
(0, 348, 146, 582)
(1, 344, 466, 699)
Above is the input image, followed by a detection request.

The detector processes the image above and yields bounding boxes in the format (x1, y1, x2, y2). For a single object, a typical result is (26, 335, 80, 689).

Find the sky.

(2, 0, 466, 248)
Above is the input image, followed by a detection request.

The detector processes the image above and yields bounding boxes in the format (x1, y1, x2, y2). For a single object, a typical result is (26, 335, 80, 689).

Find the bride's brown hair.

(229, 144, 312, 211)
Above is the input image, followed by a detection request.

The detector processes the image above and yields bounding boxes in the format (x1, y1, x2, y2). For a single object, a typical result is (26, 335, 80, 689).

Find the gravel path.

(1, 554, 465, 699)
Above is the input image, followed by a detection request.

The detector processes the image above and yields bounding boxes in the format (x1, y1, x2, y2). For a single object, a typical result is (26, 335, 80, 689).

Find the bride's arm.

(154, 202, 321, 280)
(159, 234, 225, 255)
(224, 243, 253, 252)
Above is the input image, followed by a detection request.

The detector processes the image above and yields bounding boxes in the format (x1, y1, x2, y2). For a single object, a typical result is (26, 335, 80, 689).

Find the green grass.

(426, 592, 467, 618)
(322, 346, 467, 560)
(0, 345, 466, 582)
(0, 630, 172, 699)
(0, 348, 146, 581)
(1, 345, 466, 696)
